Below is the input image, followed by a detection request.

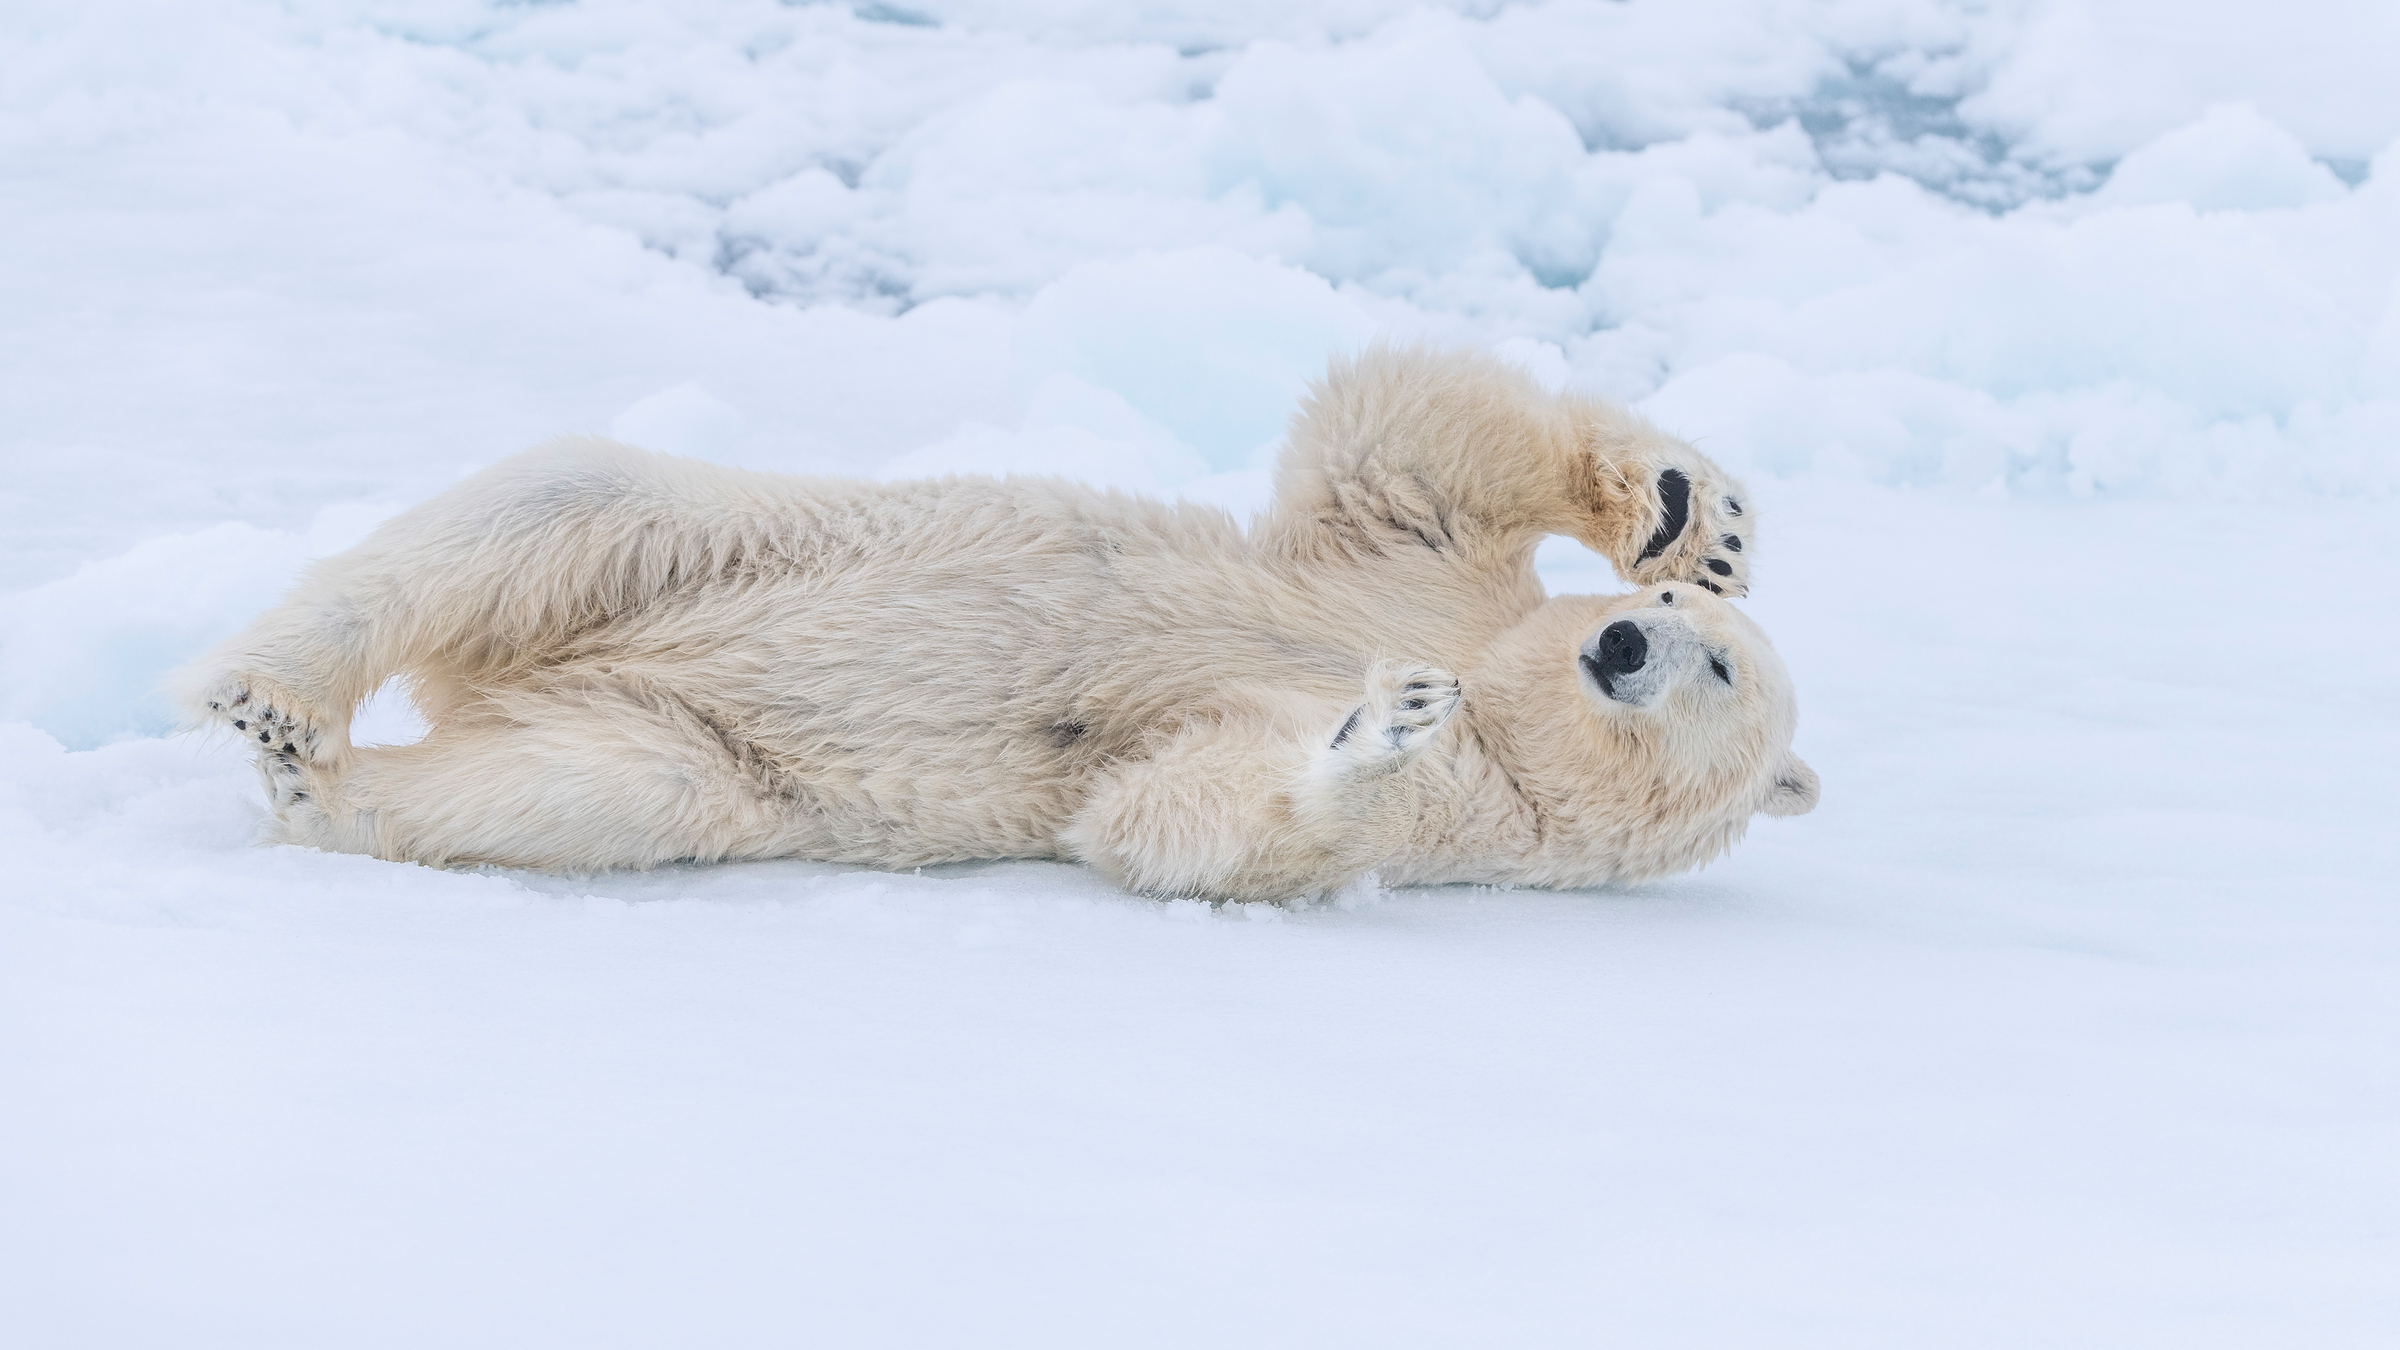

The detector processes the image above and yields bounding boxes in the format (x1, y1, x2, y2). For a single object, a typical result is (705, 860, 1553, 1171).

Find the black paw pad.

(1636, 469, 1691, 563)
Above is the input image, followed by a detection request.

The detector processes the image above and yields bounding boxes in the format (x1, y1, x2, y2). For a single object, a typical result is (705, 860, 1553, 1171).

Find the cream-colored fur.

(174, 346, 1812, 901)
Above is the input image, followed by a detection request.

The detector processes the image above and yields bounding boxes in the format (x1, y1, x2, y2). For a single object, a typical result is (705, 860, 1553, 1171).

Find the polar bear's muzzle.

(1582, 620, 1648, 701)
(1579, 614, 1700, 708)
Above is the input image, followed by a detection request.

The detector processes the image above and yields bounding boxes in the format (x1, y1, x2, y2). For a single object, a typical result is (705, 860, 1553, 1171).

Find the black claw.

(1706, 558, 1732, 576)
(1721, 534, 1742, 552)
(1724, 498, 1742, 516)
(258, 731, 271, 743)
(281, 742, 296, 754)
(1696, 578, 1724, 594)
(232, 719, 246, 730)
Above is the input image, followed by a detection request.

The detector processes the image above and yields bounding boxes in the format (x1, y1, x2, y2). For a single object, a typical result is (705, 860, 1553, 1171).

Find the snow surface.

(3, 2, 2397, 1345)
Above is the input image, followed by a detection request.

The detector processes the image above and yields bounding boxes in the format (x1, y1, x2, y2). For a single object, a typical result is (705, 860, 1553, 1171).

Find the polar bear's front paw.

(1328, 664, 1461, 773)
(1626, 464, 1752, 598)
(197, 672, 335, 766)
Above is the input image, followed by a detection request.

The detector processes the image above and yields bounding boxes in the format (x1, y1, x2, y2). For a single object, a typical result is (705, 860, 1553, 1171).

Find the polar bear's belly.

(561, 541, 1353, 865)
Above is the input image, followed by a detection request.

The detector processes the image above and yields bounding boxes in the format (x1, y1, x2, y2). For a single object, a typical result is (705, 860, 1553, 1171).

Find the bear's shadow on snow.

(498, 854, 1759, 924)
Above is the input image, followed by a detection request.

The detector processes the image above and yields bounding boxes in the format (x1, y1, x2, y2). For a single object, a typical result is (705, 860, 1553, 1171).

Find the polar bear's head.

(1469, 584, 1816, 885)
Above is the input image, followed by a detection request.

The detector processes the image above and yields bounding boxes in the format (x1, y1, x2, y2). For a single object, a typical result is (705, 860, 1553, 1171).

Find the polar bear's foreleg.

(1065, 664, 1461, 902)
(1271, 345, 1755, 595)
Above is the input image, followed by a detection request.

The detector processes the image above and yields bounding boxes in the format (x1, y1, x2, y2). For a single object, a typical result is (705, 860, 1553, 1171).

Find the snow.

(2, 2, 2396, 1344)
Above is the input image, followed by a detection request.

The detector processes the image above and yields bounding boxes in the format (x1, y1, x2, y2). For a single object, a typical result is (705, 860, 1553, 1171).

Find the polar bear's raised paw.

(1628, 465, 1751, 598)
(1328, 664, 1461, 773)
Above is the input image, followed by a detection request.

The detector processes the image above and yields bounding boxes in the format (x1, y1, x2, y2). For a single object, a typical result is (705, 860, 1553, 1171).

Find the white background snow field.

(2, 2, 2395, 1345)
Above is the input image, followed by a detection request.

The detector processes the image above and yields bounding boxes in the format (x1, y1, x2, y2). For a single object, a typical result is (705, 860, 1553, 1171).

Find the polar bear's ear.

(1759, 752, 1819, 817)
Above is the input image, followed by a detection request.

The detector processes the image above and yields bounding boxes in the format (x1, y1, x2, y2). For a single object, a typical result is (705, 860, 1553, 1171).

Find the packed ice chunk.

(1210, 16, 1605, 286)
(2095, 104, 2351, 212)
(877, 372, 1210, 495)
(1013, 247, 1378, 468)
(611, 383, 748, 462)
(0, 505, 396, 749)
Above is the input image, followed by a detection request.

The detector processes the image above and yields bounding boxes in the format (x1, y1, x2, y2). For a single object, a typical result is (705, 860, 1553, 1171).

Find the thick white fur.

(175, 346, 1812, 901)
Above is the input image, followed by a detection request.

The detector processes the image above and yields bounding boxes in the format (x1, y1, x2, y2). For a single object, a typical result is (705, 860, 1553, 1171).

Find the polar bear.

(176, 346, 1814, 901)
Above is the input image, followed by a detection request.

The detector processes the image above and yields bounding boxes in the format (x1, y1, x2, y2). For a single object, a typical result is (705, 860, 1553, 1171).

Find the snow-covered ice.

(2, 2, 2395, 1345)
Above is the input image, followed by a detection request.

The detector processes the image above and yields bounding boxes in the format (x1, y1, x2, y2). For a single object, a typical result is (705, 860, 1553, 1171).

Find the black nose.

(1595, 619, 1647, 675)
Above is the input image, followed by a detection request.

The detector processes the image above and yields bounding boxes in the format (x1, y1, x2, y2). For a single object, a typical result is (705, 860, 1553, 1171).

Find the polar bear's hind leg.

(196, 674, 335, 765)
(294, 678, 800, 870)
(177, 437, 776, 790)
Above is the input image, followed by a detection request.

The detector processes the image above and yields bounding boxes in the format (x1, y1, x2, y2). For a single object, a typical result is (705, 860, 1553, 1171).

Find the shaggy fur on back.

(177, 346, 1814, 901)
